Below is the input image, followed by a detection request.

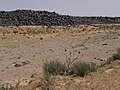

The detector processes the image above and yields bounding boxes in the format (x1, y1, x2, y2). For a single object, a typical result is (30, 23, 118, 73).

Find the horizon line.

(0, 9, 120, 17)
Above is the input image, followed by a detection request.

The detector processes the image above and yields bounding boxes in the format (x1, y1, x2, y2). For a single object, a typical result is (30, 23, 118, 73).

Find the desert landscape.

(0, 10, 120, 90)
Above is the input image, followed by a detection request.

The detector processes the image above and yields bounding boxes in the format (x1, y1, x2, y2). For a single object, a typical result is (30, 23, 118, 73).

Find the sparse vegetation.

(43, 60, 65, 81)
(89, 63, 98, 72)
(112, 48, 120, 60)
(43, 60, 98, 78)
(0, 82, 19, 90)
(64, 50, 81, 75)
(113, 53, 120, 60)
(62, 38, 89, 75)
(69, 62, 97, 77)
(1, 24, 120, 90)
(0, 84, 14, 90)
(99, 48, 120, 68)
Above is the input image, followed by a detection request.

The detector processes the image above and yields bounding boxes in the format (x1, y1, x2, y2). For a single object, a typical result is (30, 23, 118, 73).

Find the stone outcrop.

(0, 10, 120, 26)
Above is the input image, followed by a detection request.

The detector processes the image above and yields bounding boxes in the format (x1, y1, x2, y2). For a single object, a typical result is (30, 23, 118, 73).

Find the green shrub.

(117, 48, 120, 54)
(89, 63, 98, 72)
(43, 61, 65, 81)
(112, 48, 120, 60)
(112, 53, 120, 60)
(69, 62, 97, 77)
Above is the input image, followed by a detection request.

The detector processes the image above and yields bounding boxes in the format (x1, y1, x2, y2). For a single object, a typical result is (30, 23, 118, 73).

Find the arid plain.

(0, 24, 120, 90)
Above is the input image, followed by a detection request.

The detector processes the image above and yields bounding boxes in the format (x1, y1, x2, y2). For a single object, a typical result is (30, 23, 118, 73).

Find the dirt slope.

(49, 60, 120, 90)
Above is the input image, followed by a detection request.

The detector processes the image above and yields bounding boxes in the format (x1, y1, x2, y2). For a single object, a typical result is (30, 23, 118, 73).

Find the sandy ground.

(0, 25, 120, 86)
(50, 60, 120, 90)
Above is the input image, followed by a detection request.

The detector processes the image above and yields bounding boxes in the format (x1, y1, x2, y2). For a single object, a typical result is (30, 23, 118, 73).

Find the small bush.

(117, 48, 120, 54)
(112, 48, 120, 60)
(43, 61, 65, 80)
(69, 62, 97, 77)
(89, 63, 98, 72)
(112, 53, 120, 60)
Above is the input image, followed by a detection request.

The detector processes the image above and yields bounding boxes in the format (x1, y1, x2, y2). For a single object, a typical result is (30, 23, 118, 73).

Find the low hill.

(0, 10, 120, 26)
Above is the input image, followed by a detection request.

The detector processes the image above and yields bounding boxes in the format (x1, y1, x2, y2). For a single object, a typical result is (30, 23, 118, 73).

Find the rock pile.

(0, 10, 120, 26)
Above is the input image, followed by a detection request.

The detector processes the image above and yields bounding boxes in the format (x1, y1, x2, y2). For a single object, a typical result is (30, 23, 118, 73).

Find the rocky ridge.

(0, 10, 120, 26)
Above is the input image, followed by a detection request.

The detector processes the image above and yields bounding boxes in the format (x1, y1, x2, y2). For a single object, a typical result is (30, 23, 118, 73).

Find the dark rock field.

(0, 10, 120, 26)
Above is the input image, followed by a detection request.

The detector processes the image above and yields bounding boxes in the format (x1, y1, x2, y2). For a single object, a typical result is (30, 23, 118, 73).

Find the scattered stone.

(30, 73, 39, 78)
(0, 10, 120, 26)
(94, 57, 97, 59)
(102, 44, 107, 46)
(14, 63, 22, 67)
(19, 79, 31, 86)
(12, 61, 30, 68)
(105, 69, 114, 73)
(17, 79, 47, 90)
(21, 61, 30, 66)
(95, 58, 107, 61)
(1, 70, 5, 72)
(100, 59, 104, 61)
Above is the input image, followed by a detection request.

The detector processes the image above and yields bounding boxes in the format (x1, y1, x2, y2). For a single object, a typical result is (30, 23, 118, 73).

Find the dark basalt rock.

(0, 9, 120, 26)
